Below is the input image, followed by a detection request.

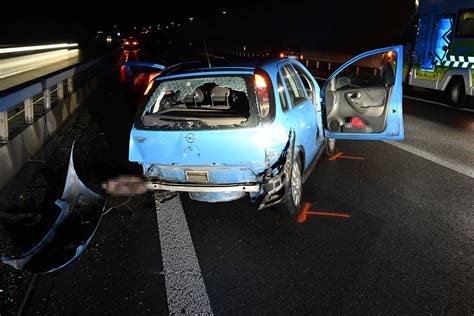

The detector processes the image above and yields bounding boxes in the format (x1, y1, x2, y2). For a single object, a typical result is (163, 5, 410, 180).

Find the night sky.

(1, 0, 416, 53)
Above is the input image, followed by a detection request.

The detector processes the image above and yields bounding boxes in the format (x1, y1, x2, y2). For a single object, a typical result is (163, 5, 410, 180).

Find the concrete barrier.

(0, 76, 99, 189)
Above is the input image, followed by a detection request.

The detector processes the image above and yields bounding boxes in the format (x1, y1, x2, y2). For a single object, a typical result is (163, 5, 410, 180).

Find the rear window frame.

(134, 73, 261, 130)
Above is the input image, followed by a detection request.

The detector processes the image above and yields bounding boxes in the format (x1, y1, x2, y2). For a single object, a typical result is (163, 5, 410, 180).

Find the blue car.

(127, 46, 404, 216)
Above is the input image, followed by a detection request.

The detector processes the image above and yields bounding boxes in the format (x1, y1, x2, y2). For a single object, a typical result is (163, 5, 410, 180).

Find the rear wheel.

(446, 78, 465, 107)
(276, 156, 303, 217)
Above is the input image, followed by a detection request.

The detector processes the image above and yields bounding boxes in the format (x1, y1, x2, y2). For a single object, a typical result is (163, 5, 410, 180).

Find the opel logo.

(185, 133, 196, 143)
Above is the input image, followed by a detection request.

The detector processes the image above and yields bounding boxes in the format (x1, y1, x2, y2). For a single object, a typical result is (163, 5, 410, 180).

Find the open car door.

(321, 46, 404, 140)
(121, 62, 165, 79)
(120, 62, 165, 94)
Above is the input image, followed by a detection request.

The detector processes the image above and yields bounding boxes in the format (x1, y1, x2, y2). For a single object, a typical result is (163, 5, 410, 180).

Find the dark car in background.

(122, 37, 142, 50)
(278, 47, 304, 60)
(264, 46, 304, 60)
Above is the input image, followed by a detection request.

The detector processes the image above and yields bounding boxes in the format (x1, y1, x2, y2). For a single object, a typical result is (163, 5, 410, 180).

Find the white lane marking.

(384, 140, 474, 178)
(154, 194, 213, 314)
(403, 95, 474, 113)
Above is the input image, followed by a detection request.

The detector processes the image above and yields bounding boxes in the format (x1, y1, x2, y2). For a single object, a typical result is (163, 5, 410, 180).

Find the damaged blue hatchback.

(128, 46, 404, 215)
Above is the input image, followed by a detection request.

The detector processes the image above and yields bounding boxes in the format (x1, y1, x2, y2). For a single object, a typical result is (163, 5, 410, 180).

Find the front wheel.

(446, 78, 465, 107)
(276, 157, 303, 216)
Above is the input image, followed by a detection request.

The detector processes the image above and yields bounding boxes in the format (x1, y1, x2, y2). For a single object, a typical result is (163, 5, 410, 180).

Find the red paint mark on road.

(328, 152, 364, 161)
(305, 211, 351, 218)
(297, 202, 312, 223)
(297, 202, 351, 223)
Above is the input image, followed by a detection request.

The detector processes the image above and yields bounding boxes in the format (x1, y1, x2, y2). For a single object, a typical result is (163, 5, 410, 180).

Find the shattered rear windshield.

(140, 75, 259, 130)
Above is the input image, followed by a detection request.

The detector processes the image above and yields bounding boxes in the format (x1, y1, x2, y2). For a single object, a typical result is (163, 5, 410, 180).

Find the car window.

(277, 74, 290, 112)
(333, 52, 396, 89)
(456, 10, 474, 37)
(280, 64, 307, 106)
(140, 75, 260, 129)
(293, 64, 313, 100)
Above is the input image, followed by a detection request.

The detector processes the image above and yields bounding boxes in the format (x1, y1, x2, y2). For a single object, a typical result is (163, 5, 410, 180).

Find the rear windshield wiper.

(142, 114, 209, 128)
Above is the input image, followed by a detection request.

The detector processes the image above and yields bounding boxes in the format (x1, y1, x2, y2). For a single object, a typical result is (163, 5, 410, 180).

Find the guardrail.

(0, 58, 101, 143)
(215, 49, 383, 77)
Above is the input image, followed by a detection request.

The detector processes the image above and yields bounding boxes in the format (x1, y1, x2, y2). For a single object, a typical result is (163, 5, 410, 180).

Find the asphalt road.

(1, 47, 473, 314)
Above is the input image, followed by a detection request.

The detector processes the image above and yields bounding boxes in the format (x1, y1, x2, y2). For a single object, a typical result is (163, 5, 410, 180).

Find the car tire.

(446, 78, 465, 107)
(276, 156, 303, 217)
(325, 138, 337, 157)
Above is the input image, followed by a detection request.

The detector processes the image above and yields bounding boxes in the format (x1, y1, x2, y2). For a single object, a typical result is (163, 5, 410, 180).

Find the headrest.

(211, 86, 230, 99)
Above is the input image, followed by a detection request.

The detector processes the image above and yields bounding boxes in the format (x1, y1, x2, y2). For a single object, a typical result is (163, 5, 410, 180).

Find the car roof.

(153, 58, 302, 82)
(160, 59, 263, 77)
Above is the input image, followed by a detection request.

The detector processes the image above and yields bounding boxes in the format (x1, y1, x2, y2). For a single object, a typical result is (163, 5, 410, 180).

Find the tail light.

(147, 72, 161, 82)
(300, 54, 304, 60)
(143, 72, 161, 95)
(255, 73, 270, 118)
(255, 69, 275, 124)
(124, 41, 130, 45)
(279, 52, 285, 58)
(133, 41, 138, 45)
(144, 81, 154, 95)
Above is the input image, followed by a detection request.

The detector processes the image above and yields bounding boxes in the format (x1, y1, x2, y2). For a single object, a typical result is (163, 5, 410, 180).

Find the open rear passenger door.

(321, 46, 404, 140)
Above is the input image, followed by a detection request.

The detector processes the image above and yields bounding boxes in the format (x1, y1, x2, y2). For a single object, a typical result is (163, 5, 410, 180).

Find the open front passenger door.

(321, 46, 404, 140)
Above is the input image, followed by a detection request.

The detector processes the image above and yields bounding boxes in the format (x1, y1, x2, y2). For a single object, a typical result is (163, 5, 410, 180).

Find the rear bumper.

(136, 130, 296, 206)
(145, 180, 260, 193)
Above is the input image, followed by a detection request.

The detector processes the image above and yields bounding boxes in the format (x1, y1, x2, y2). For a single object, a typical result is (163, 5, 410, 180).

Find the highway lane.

(388, 95, 474, 178)
(184, 139, 473, 314)
(1, 47, 473, 314)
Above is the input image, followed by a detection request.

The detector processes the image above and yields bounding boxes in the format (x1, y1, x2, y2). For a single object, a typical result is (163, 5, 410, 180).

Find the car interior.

(142, 77, 255, 129)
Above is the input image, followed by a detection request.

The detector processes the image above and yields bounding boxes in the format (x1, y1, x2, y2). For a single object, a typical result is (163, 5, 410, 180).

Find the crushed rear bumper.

(105, 131, 296, 207)
(145, 181, 260, 193)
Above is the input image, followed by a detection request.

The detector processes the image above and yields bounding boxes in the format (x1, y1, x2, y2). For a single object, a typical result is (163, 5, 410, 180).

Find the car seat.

(183, 88, 205, 107)
(211, 86, 231, 108)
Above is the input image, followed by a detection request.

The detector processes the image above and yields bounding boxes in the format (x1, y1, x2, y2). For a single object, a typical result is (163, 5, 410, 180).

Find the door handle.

(349, 92, 361, 99)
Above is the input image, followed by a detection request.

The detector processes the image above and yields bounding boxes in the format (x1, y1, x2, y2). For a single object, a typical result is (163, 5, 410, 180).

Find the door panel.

(343, 87, 386, 113)
(278, 62, 318, 169)
(322, 46, 404, 140)
(328, 86, 390, 133)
